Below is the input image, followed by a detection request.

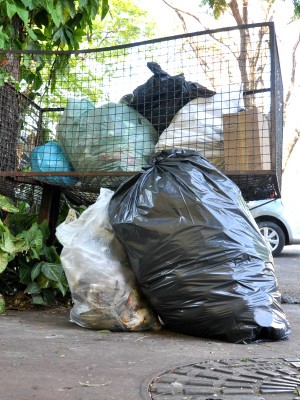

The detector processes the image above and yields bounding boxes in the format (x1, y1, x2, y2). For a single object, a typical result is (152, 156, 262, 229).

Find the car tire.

(257, 220, 285, 257)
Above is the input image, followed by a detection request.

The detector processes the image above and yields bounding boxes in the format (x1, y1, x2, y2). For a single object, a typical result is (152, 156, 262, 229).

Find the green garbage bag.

(56, 99, 158, 189)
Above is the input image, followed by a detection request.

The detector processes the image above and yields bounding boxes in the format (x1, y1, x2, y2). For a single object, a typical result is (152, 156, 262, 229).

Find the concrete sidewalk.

(1, 303, 300, 400)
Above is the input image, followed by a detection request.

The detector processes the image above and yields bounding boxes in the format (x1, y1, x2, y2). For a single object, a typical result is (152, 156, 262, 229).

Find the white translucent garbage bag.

(56, 188, 160, 331)
(155, 84, 244, 170)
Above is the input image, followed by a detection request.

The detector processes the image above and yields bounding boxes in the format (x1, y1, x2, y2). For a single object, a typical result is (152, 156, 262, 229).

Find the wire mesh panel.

(0, 22, 283, 202)
(0, 83, 42, 201)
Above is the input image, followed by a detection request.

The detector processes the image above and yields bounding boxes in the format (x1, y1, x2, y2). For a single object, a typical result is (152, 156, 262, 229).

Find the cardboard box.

(223, 106, 271, 172)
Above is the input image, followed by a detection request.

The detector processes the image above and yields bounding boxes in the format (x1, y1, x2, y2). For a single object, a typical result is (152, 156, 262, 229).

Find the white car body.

(247, 198, 300, 256)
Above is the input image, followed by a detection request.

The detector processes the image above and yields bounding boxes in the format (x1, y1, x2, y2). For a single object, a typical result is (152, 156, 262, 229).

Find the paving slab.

(1, 304, 300, 400)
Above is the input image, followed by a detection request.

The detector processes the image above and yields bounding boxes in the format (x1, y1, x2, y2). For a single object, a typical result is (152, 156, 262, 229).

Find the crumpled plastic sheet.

(56, 188, 160, 332)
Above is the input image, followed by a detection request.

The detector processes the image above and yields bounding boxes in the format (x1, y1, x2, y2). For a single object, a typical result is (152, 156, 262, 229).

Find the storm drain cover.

(147, 357, 300, 400)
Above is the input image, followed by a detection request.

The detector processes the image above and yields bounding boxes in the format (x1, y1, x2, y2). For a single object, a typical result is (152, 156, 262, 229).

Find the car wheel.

(257, 220, 285, 257)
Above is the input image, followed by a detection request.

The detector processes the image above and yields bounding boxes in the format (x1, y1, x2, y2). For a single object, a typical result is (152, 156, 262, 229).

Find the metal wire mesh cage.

(0, 22, 283, 204)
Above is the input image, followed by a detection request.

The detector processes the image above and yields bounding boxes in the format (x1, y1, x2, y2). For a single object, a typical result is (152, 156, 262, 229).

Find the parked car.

(247, 198, 300, 257)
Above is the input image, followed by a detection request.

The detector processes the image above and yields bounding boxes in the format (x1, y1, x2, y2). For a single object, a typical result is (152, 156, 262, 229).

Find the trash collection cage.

(0, 22, 283, 202)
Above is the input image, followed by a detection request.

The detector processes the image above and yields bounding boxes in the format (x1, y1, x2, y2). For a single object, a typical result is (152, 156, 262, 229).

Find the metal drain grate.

(147, 358, 300, 400)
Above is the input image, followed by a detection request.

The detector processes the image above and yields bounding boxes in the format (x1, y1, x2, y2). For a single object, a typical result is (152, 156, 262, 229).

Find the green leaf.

(52, 27, 66, 44)
(31, 293, 46, 305)
(15, 4, 29, 25)
(20, 0, 31, 7)
(0, 251, 9, 273)
(42, 289, 56, 305)
(31, 263, 41, 281)
(19, 223, 43, 258)
(5, 213, 37, 235)
(43, 245, 61, 263)
(17, 201, 30, 214)
(0, 194, 19, 213)
(78, 0, 88, 7)
(52, 280, 68, 296)
(12, 38, 23, 49)
(41, 262, 64, 282)
(81, 0, 99, 19)
(0, 36, 4, 49)
(37, 219, 50, 241)
(33, 29, 47, 41)
(27, 27, 38, 41)
(0, 233, 15, 253)
(73, 28, 86, 36)
(65, 26, 76, 48)
(0, 28, 9, 49)
(0, 232, 24, 255)
(0, 294, 6, 314)
(25, 281, 41, 294)
(60, 274, 69, 287)
(47, 4, 61, 27)
(56, 0, 76, 21)
(22, 54, 31, 68)
(19, 264, 32, 284)
(0, 219, 6, 233)
(101, 0, 109, 20)
(74, 28, 86, 40)
(37, 273, 50, 288)
(6, 3, 17, 19)
(32, 71, 43, 91)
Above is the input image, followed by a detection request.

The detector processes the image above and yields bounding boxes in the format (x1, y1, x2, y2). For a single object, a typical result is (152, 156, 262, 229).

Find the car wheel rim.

(259, 226, 279, 251)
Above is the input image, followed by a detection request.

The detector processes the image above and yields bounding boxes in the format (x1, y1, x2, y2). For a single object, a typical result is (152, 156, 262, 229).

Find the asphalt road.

(273, 245, 300, 303)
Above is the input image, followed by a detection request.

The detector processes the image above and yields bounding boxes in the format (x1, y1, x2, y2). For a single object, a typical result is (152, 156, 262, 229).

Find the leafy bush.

(0, 194, 70, 312)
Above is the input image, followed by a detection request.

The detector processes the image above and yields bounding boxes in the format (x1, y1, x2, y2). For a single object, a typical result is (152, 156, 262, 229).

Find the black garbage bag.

(121, 62, 216, 135)
(108, 150, 291, 344)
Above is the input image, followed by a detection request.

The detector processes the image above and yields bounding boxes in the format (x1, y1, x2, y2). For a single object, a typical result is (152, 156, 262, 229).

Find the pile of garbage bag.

(30, 63, 246, 186)
(108, 149, 291, 344)
(50, 63, 290, 343)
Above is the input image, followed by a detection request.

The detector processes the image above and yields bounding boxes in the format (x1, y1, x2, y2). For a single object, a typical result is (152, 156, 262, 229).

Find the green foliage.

(87, 0, 156, 47)
(0, 0, 110, 51)
(200, 0, 228, 19)
(0, 0, 111, 97)
(293, 0, 300, 17)
(34, 0, 157, 105)
(0, 195, 20, 213)
(0, 194, 69, 312)
(201, 0, 300, 19)
(0, 0, 156, 101)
